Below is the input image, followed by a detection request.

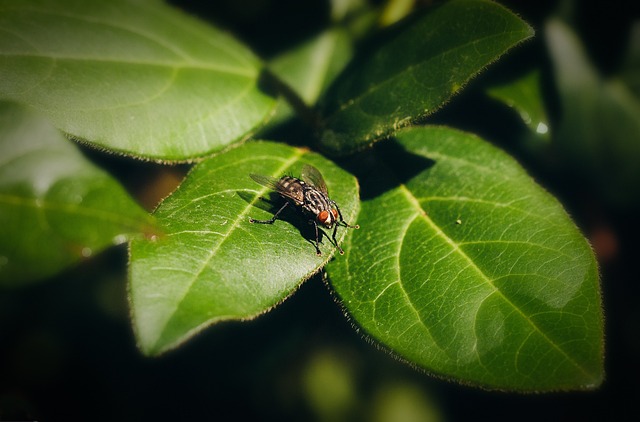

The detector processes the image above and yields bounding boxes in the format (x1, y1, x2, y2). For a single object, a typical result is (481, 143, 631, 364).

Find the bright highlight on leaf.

(327, 126, 603, 391)
(0, 0, 276, 161)
(487, 70, 551, 140)
(318, 0, 535, 155)
(0, 101, 154, 286)
(129, 141, 360, 356)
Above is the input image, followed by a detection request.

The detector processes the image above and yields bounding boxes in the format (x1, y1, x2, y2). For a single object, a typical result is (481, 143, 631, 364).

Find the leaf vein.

(398, 185, 593, 378)
(156, 149, 306, 341)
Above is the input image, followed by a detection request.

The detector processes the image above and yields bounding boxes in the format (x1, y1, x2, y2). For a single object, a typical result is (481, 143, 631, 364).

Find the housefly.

(249, 164, 359, 255)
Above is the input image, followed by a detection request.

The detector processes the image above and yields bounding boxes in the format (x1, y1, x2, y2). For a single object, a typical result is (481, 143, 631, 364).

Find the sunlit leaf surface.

(0, 0, 276, 160)
(129, 141, 360, 355)
(328, 126, 603, 391)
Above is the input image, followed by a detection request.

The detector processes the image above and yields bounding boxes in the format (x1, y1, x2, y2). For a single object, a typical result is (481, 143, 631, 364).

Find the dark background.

(1, 0, 639, 420)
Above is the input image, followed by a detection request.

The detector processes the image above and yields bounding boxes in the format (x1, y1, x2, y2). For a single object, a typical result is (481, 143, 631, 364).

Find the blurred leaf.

(545, 19, 600, 168)
(621, 21, 640, 97)
(129, 141, 360, 355)
(0, 101, 153, 286)
(330, 0, 367, 23)
(0, 0, 276, 161)
(271, 29, 354, 106)
(263, 28, 354, 130)
(596, 80, 640, 203)
(372, 382, 442, 422)
(303, 349, 358, 422)
(546, 18, 640, 205)
(318, 0, 534, 154)
(328, 126, 603, 391)
(379, 0, 415, 27)
(487, 70, 550, 140)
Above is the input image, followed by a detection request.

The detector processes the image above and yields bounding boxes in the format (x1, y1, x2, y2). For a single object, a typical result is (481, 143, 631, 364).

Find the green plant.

(0, 0, 606, 392)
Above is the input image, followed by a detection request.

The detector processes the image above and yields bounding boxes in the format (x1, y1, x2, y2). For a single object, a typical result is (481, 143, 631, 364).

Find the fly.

(249, 164, 359, 256)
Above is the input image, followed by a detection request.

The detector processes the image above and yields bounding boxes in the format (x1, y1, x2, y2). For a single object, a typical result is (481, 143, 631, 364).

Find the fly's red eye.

(331, 209, 339, 220)
(318, 210, 329, 223)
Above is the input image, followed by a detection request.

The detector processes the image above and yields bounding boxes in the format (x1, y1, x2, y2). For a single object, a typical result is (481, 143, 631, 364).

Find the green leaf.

(318, 0, 534, 154)
(271, 29, 354, 107)
(0, 0, 276, 161)
(487, 70, 550, 140)
(379, 0, 415, 27)
(129, 141, 360, 355)
(620, 21, 640, 97)
(262, 28, 353, 130)
(0, 101, 154, 286)
(544, 19, 600, 171)
(327, 126, 603, 391)
(595, 80, 640, 205)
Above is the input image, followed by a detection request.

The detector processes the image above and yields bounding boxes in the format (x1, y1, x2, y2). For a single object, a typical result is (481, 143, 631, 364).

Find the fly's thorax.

(302, 187, 336, 228)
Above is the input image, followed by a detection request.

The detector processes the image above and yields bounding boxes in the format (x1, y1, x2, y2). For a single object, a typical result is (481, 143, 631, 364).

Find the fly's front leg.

(311, 220, 322, 255)
(249, 201, 289, 224)
(332, 201, 359, 229)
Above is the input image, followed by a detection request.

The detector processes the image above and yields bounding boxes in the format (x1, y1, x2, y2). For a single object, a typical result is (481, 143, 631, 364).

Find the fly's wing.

(250, 174, 304, 204)
(250, 173, 281, 191)
(301, 164, 328, 194)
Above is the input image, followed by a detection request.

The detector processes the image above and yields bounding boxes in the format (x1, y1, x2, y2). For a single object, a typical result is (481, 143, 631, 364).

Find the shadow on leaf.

(340, 137, 435, 201)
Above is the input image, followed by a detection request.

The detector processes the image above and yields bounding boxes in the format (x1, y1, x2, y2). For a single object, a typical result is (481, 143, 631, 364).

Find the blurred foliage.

(1, 0, 639, 420)
(546, 17, 640, 207)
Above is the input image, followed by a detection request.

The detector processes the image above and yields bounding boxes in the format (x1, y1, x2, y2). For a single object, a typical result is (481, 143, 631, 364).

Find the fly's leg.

(332, 201, 360, 229)
(313, 222, 344, 256)
(249, 202, 288, 224)
(311, 220, 322, 256)
(332, 224, 345, 255)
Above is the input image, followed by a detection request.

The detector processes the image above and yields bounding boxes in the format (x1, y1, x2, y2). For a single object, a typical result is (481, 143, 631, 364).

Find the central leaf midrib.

(397, 184, 593, 379)
(393, 211, 447, 355)
(156, 149, 306, 344)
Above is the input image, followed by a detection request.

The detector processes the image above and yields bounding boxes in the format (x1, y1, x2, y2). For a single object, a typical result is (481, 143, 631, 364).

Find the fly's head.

(317, 208, 339, 229)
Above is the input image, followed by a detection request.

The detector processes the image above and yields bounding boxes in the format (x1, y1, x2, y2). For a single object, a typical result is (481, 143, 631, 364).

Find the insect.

(249, 164, 359, 255)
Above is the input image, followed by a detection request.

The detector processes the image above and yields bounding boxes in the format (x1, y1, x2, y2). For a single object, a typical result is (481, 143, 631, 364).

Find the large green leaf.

(0, 101, 154, 286)
(0, 0, 276, 161)
(318, 0, 534, 154)
(327, 126, 603, 391)
(129, 141, 360, 355)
